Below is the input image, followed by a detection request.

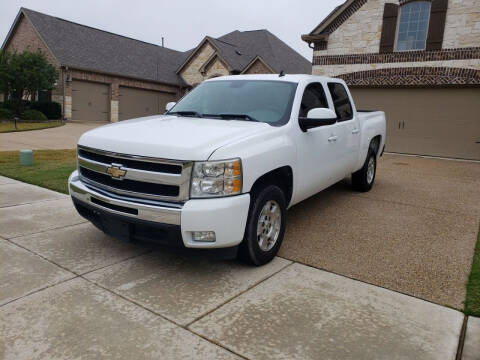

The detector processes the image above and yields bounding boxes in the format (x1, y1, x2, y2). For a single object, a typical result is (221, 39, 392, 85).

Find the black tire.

(239, 185, 287, 266)
(352, 150, 376, 192)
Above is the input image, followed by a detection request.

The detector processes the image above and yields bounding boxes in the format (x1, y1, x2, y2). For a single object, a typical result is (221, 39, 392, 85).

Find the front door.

(295, 82, 340, 202)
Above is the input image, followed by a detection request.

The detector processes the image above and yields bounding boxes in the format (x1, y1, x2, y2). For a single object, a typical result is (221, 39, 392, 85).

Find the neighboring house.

(177, 31, 312, 87)
(303, 0, 480, 161)
(1, 8, 310, 123)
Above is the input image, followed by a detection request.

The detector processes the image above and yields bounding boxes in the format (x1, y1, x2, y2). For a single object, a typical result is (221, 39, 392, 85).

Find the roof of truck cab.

(205, 74, 339, 83)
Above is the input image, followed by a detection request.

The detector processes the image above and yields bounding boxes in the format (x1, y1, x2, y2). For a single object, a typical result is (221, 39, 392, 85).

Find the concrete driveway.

(0, 121, 105, 151)
(0, 174, 477, 359)
(280, 154, 480, 309)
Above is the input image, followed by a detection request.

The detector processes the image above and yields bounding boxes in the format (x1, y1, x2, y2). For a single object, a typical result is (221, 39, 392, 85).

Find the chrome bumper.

(69, 171, 181, 225)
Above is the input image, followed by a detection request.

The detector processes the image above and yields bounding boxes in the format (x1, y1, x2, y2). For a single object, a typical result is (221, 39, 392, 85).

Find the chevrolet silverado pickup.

(69, 74, 386, 265)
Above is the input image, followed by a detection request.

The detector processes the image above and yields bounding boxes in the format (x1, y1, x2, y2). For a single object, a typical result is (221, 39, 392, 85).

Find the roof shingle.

(10, 8, 311, 86)
(21, 8, 188, 86)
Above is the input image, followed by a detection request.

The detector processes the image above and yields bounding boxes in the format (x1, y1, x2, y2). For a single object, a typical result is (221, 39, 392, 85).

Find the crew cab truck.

(69, 74, 386, 265)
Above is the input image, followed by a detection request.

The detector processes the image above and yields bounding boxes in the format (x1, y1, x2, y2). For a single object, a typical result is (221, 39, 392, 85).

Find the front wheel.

(352, 150, 376, 192)
(239, 185, 286, 265)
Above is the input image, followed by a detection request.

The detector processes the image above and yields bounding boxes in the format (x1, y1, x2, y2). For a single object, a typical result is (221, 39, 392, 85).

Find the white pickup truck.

(69, 74, 386, 265)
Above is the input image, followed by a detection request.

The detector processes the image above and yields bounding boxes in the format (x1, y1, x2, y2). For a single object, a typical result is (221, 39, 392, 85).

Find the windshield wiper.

(168, 111, 203, 118)
(205, 113, 259, 122)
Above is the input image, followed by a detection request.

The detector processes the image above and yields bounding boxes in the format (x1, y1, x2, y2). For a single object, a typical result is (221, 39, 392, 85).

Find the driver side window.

(299, 83, 328, 118)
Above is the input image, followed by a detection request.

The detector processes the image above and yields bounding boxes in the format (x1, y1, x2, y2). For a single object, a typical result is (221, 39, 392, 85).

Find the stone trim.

(338, 67, 480, 86)
(313, 47, 480, 65)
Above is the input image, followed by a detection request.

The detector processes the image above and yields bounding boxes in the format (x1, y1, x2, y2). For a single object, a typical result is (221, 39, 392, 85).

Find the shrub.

(0, 108, 13, 119)
(31, 101, 62, 120)
(21, 109, 48, 121)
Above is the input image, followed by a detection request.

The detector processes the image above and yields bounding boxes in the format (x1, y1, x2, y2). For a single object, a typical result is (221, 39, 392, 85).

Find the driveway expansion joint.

(185, 260, 294, 328)
(0, 196, 67, 209)
(80, 274, 249, 360)
(455, 315, 468, 360)
(6, 220, 88, 240)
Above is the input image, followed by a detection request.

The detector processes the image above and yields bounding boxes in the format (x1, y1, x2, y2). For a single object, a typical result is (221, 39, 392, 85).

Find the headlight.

(190, 158, 242, 198)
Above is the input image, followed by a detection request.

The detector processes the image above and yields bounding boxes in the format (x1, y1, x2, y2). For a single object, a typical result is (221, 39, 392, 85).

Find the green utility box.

(19, 149, 33, 166)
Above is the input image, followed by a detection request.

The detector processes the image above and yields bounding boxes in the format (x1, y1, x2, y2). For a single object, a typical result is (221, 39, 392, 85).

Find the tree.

(0, 50, 58, 115)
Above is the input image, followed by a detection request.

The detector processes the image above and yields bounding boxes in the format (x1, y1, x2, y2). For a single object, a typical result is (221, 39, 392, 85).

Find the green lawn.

(0, 121, 64, 133)
(465, 226, 480, 316)
(0, 150, 76, 194)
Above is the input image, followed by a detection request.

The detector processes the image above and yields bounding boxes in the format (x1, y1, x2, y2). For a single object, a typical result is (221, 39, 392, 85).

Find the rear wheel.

(239, 185, 286, 265)
(352, 150, 376, 192)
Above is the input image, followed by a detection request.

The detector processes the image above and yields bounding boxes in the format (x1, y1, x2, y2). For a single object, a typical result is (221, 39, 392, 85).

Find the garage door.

(71, 81, 109, 122)
(351, 88, 480, 160)
(119, 87, 176, 121)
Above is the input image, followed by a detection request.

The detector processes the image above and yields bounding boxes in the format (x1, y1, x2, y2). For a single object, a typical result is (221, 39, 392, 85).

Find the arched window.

(395, 1, 431, 51)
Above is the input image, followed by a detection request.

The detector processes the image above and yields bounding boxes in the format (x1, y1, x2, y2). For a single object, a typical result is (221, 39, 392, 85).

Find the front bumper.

(68, 171, 250, 248)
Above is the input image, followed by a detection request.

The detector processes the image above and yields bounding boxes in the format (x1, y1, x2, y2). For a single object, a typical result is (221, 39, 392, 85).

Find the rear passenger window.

(299, 83, 328, 118)
(327, 83, 353, 121)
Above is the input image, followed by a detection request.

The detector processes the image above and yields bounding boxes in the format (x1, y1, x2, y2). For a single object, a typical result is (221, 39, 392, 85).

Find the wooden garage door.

(351, 88, 480, 160)
(71, 81, 109, 122)
(119, 87, 176, 121)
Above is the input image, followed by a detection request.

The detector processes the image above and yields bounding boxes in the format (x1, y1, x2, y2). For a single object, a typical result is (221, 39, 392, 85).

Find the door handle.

(328, 135, 338, 142)
(352, 128, 359, 134)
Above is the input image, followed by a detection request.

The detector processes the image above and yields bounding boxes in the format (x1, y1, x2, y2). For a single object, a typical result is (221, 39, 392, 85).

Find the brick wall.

(5, 15, 64, 103)
(6, 15, 57, 65)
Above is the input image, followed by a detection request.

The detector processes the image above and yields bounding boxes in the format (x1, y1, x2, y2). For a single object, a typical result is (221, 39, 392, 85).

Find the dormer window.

(395, 1, 431, 51)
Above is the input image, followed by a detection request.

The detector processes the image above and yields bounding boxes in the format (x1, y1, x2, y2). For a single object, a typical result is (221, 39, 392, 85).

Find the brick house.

(302, 0, 480, 161)
(1, 8, 310, 123)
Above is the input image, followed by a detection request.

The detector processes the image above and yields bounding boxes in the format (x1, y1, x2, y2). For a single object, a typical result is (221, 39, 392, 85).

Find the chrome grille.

(77, 146, 192, 202)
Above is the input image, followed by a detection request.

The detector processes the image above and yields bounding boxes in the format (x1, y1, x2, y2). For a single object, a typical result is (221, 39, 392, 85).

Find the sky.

(0, 0, 344, 60)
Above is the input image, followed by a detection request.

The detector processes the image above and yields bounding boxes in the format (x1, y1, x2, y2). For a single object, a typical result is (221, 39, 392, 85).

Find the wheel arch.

(370, 135, 382, 155)
(249, 166, 293, 207)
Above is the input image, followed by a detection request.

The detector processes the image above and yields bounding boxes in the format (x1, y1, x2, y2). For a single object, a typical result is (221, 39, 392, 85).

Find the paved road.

(0, 121, 105, 151)
(0, 176, 476, 359)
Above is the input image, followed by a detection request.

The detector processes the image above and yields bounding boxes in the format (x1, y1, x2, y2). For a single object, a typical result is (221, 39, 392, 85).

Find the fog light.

(192, 231, 216, 242)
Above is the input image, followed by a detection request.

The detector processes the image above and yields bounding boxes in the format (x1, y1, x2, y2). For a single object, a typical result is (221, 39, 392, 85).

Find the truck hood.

(78, 115, 272, 161)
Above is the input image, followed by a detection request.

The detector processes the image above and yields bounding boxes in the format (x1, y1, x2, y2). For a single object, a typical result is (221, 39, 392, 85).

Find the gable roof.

(178, 30, 311, 75)
(6, 8, 189, 86)
(2, 8, 311, 87)
(302, 0, 366, 44)
(308, 0, 352, 35)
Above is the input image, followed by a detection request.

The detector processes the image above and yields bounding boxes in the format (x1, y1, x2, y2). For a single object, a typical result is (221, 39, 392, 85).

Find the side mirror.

(165, 102, 176, 112)
(299, 108, 337, 132)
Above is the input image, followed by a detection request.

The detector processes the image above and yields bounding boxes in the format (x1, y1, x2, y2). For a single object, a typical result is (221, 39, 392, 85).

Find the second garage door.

(351, 87, 480, 160)
(71, 80, 109, 122)
(119, 87, 176, 121)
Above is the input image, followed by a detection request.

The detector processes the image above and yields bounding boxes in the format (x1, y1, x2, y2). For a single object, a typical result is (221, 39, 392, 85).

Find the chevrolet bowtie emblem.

(106, 164, 127, 179)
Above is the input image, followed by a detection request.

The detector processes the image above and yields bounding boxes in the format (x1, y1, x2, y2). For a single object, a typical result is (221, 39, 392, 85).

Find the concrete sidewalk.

(0, 176, 476, 359)
(0, 122, 104, 151)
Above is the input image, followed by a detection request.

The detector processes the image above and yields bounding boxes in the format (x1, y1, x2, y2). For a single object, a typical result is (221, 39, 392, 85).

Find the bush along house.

(1, 8, 311, 123)
(302, 0, 480, 160)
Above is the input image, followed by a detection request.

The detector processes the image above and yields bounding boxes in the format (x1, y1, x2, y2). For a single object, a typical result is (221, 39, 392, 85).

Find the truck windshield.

(168, 80, 297, 126)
